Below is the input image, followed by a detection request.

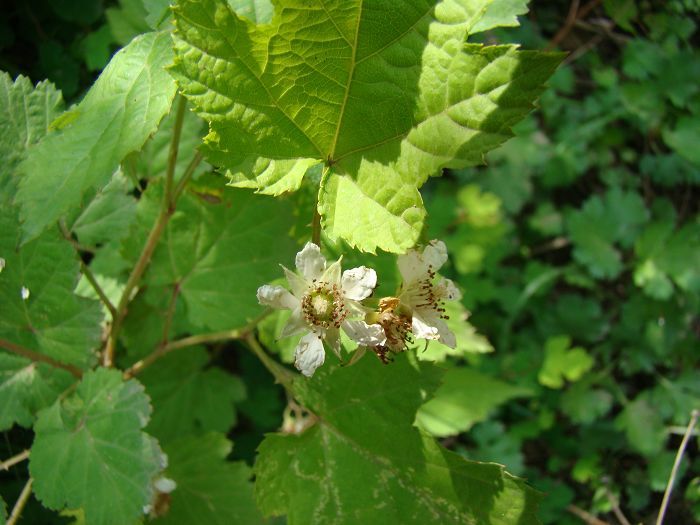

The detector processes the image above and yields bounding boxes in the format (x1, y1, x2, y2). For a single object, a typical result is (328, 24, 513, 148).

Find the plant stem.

(311, 165, 331, 245)
(123, 309, 272, 378)
(0, 450, 30, 471)
(656, 409, 699, 525)
(245, 334, 295, 391)
(566, 504, 611, 525)
(80, 261, 117, 318)
(0, 339, 82, 378)
(7, 478, 33, 525)
(104, 96, 189, 367)
(603, 488, 631, 525)
(173, 150, 203, 201)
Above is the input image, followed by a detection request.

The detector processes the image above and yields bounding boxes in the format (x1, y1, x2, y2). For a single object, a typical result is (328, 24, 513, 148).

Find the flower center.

(302, 282, 348, 329)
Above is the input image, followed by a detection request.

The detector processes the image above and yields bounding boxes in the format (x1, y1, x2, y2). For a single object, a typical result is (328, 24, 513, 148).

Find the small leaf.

(471, 0, 529, 34)
(615, 395, 666, 456)
(538, 335, 594, 389)
(417, 367, 531, 437)
(30, 368, 164, 525)
(16, 32, 177, 242)
(154, 433, 265, 524)
(255, 354, 542, 524)
(0, 353, 73, 431)
(140, 348, 246, 443)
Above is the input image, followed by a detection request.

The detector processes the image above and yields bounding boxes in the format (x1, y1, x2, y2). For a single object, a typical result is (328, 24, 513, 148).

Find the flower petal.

(423, 240, 448, 270)
(435, 277, 462, 301)
(294, 332, 326, 377)
(342, 319, 386, 346)
(397, 249, 427, 283)
(341, 266, 377, 301)
(280, 307, 308, 338)
(321, 257, 342, 285)
(257, 285, 298, 310)
(282, 265, 309, 298)
(433, 317, 457, 348)
(295, 242, 326, 281)
(411, 311, 440, 340)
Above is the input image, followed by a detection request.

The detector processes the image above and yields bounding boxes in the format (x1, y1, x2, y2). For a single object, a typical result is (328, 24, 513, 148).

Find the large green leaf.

(416, 367, 530, 437)
(255, 354, 542, 524)
(0, 353, 73, 431)
(0, 207, 102, 369)
(140, 348, 246, 443)
(155, 433, 265, 525)
(172, 0, 561, 252)
(122, 182, 297, 331)
(16, 31, 177, 242)
(0, 73, 63, 203)
(30, 369, 163, 525)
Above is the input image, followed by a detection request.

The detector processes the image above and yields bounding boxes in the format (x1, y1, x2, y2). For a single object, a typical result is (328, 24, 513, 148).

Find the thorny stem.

(7, 478, 33, 525)
(656, 409, 699, 525)
(245, 334, 295, 392)
(123, 309, 273, 379)
(0, 338, 82, 379)
(104, 96, 190, 367)
(0, 450, 30, 471)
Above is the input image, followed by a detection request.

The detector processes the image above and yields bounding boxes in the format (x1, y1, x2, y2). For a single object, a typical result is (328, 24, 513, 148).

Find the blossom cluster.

(257, 240, 461, 377)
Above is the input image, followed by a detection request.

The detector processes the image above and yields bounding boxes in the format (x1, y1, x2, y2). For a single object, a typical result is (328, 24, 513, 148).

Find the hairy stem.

(656, 409, 699, 525)
(0, 450, 30, 471)
(104, 96, 189, 367)
(0, 338, 82, 378)
(123, 309, 273, 379)
(7, 478, 33, 525)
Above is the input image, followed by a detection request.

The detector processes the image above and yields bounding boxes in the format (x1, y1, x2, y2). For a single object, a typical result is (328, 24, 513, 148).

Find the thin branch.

(104, 97, 190, 367)
(123, 309, 273, 379)
(0, 450, 30, 471)
(245, 334, 295, 391)
(656, 409, 699, 525)
(604, 488, 632, 525)
(567, 504, 611, 525)
(547, 0, 580, 50)
(7, 478, 33, 525)
(80, 261, 117, 318)
(160, 283, 181, 347)
(0, 339, 82, 378)
(172, 150, 203, 201)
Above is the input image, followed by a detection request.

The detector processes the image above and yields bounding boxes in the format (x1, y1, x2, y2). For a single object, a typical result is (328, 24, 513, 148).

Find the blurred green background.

(1, 1, 699, 524)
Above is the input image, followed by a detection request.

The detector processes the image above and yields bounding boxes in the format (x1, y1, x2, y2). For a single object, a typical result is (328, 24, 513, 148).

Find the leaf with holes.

(172, 0, 562, 252)
(255, 354, 542, 524)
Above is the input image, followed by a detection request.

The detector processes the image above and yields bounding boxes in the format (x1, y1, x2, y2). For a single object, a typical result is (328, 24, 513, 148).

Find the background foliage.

(1, 1, 699, 524)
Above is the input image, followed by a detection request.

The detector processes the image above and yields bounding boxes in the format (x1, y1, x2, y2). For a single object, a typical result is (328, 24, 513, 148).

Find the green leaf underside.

(416, 367, 531, 437)
(255, 354, 541, 524)
(122, 182, 298, 331)
(30, 369, 163, 525)
(172, 0, 562, 252)
(0, 207, 103, 369)
(16, 31, 177, 243)
(140, 348, 246, 443)
(0, 353, 73, 431)
(156, 433, 265, 525)
(0, 73, 64, 204)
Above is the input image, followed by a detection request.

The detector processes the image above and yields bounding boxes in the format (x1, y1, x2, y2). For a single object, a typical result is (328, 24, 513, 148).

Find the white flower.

(397, 240, 461, 348)
(257, 242, 386, 377)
